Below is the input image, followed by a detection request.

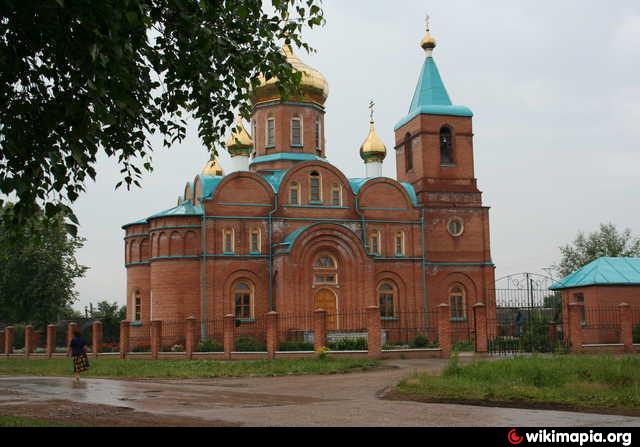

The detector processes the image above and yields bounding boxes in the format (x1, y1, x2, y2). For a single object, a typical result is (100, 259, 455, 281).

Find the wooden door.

(314, 289, 337, 330)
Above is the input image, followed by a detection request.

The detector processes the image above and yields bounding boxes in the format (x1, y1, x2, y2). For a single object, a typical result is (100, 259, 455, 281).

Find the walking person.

(68, 330, 90, 382)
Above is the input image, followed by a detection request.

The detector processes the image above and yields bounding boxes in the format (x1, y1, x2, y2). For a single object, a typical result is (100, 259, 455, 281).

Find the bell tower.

(394, 19, 481, 207)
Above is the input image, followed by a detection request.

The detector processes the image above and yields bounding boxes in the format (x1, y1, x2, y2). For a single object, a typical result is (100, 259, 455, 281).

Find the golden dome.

(202, 155, 224, 177)
(420, 30, 437, 50)
(226, 116, 253, 157)
(251, 45, 329, 106)
(359, 121, 387, 163)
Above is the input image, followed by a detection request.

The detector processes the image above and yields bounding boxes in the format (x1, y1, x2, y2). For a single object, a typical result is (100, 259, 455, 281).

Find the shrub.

(328, 337, 367, 351)
(453, 341, 474, 352)
(195, 339, 223, 352)
(278, 341, 314, 351)
(317, 346, 330, 360)
(411, 334, 429, 348)
(235, 335, 266, 352)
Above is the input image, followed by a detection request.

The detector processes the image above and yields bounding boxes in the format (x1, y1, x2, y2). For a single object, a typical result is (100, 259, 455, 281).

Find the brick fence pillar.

(366, 306, 382, 359)
(438, 303, 451, 358)
(24, 325, 34, 358)
(568, 302, 584, 353)
(473, 302, 488, 353)
(185, 317, 196, 360)
(46, 324, 56, 358)
(67, 322, 78, 348)
(619, 303, 634, 353)
(266, 312, 278, 359)
(313, 309, 327, 353)
(4, 326, 14, 355)
(223, 314, 235, 360)
(151, 320, 162, 360)
(119, 321, 130, 359)
(0, 330, 4, 355)
(92, 321, 103, 359)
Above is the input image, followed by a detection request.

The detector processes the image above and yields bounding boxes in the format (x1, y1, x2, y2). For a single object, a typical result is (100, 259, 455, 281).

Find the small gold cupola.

(201, 154, 224, 177)
(359, 100, 387, 165)
(420, 14, 437, 55)
(226, 116, 253, 158)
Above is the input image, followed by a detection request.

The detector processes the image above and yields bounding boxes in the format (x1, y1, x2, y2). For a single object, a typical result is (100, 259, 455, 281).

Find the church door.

(314, 289, 337, 331)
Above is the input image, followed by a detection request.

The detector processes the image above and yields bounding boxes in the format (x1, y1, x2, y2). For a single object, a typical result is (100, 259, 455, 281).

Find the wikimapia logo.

(507, 429, 632, 447)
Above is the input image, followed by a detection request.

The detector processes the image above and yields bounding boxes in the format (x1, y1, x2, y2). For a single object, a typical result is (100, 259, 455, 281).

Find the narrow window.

(250, 228, 261, 254)
(331, 184, 342, 207)
(252, 120, 257, 156)
(449, 285, 465, 320)
(309, 171, 321, 203)
(378, 282, 396, 318)
(134, 291, 141, 321)
(291, 117, 302, 146)
(440, 126, 454, 165)
(289, 182, 300, 205)
(234, 282, 253, 320)
(315, 119, 321, 154)
(405, 133, 413, 172)
(223, 229, 234, 254)
(575, 293, 586, 325)
(313, 255, 338, 285)
(395, 232, 405, 257)
(369, 231, 381, 255)
(266, 117, 275, 148)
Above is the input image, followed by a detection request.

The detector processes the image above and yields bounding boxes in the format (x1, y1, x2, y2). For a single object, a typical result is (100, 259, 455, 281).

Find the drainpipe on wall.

(268, 194, 278, 311)
(421, 206, 429, 333)
(354, 196, 367, 247)
(200, 212, 207, 339)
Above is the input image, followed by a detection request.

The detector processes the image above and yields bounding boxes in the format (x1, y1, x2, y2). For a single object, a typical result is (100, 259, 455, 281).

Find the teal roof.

(550, 257, 640, 290)
(200, 176, 224, 200)
(122, 217, 149, 229)
(147, 201, 203, 220)
(348, 178, 418, 207)
(251, 153, 327, 165)
(394, 56, 473, 131)
(260, 170, 288, 192)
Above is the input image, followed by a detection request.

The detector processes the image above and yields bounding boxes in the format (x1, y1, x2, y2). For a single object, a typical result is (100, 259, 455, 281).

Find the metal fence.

(234, 317, 267, 352)
(582, 305, 621, 345)
(382, 310, 438, 349)
(277, 312, 315, 351)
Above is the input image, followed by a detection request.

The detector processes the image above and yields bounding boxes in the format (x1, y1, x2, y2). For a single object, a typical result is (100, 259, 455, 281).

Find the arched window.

(315, 118, 321, 154)
(313, 255, 337, 285)
(369, 230, 381, 255)
(134, 290, 142, 322)
(331, 183, 342, 207)
(440, 126, 454, 165)
(223, 228, 235, 254)
(250, 228, 261, 254)
(289, 182, 300, 205)
(309, 171, 322, 203)
(404, 133, 413, 172)
(233, 281, 254, 320)
(266, 117, 276, 148)
(378, 282, 397, 318)
(395, 232, 405, 257)
(291, 116, 303, 146)
(449, 285, 466, 321)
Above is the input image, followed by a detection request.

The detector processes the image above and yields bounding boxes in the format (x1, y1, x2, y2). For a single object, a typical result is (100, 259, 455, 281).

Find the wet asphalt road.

(1, 359, 639, 427)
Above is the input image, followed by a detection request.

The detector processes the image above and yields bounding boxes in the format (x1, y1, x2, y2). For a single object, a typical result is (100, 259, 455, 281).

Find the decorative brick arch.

(358, 177, 415, 210)
(277, 160, 355, 203)
(443, 272, 479, 305)
(222, 269, 267, 317)
(169, 231, 183, 257)
(375, 270, 409, 307)
(210, 171, 275, 204)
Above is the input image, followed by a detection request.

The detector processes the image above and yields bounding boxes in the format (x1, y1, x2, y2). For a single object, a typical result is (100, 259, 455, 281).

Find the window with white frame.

(313, 255, 338, 285)
(291, 116, 302, 146)
(233, 281, 254, 320)
(395, 232, 405, 256)
(289, 182, 300, 205)
(134, 291, 142, 321)
(309, 171, 322, 203)
(223, 228, 235, 254)
(315, 119, 321, 152)
(250, 228, 261, 254)
(369, 230, 381, 255)
(331, 184, 342, 207)
(266, 117, 275, 147)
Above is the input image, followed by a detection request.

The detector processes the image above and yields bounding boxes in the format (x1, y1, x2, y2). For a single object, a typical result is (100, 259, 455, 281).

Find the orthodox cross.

(369, 99, 375, 122)
(425, 14, 431, 31)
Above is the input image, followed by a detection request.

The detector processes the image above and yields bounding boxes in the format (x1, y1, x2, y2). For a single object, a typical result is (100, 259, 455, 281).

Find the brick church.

(123, 24, 496, 340)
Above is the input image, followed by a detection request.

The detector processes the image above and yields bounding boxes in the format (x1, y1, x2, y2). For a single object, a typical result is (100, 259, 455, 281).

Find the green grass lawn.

(0, 415, 87, 427)
(396, 354, 640, 414)
(0, 357, 380, 379)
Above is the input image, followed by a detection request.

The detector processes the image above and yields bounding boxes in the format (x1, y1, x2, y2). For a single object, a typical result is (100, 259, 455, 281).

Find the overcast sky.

(70, 0, 640, 311)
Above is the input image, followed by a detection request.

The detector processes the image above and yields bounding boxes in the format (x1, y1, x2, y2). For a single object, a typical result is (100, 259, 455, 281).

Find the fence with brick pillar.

(24, 325, 34, 357)
(67, 322, 78, 348)
(4, 327, 14, 354)
(473, 303, 488, 353)
(92, 321, 103, 358)
(119, 321, 130, 359)
(151, 320, 162, 360)
(437, 303, 451, 358)
(46, 325, 56, 358)
(265, 312, 278, 359)
(223, 315, 235, 359)
(185, 317, 196, 360)
(366, 306, 382, 359)
(568, 302, 584, 353)
(619, 303, 634, 353)
(313, 309, 327, 352)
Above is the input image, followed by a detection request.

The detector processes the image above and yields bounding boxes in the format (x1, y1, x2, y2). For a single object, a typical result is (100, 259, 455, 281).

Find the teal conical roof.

(395, 55, 473, 131)
(550, 257, 640, 290)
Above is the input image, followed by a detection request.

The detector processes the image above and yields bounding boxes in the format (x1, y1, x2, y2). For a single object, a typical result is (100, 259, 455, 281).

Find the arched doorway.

(314, 288, 337, 330)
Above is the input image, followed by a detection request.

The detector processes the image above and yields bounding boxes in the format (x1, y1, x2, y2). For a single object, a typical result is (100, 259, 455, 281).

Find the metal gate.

(489, 273, 566, 355)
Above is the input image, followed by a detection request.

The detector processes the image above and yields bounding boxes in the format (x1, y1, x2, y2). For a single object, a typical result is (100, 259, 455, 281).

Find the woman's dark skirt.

(72, 354, 90, 373)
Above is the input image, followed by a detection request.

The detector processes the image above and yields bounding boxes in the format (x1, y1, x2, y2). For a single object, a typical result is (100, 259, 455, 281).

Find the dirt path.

(1, 358, 639, 427)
